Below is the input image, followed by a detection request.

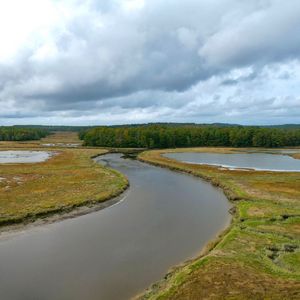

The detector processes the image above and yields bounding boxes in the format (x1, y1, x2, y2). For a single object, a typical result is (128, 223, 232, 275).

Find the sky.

(0, 0, 300, 126)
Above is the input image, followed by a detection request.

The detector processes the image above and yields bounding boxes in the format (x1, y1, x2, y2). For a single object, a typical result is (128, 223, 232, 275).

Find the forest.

(0, 127, 49, 141)
(81, 125, 300, 148)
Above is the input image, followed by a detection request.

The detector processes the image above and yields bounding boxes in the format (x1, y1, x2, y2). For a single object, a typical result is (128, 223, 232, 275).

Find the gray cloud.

(0, 0, 300, 125)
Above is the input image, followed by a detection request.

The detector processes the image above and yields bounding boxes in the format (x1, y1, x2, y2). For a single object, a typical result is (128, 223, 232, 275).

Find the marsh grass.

(138, 148, 300, 300)
(0, 133, 128, 226)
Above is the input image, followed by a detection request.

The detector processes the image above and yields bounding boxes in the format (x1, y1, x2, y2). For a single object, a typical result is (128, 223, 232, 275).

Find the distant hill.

(11, 123, 300, 130)
(263, 124, 300, 129)
(13, 125, 95, 132)
(110, 122, 242, 127)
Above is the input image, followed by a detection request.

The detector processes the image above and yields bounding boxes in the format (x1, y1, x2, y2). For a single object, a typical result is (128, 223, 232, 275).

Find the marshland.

(0, 126, 299, 300)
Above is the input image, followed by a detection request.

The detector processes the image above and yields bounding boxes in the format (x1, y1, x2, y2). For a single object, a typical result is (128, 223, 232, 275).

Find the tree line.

(0, 127, 49, 141)
(80, 125, 300, 148)
(13, 125, 95, 132)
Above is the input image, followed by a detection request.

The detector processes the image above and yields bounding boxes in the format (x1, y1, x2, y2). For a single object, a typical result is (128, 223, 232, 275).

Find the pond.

(0, 153, 230, 300)
(163, 151, 300, 172)
(0, 151, 52, 163)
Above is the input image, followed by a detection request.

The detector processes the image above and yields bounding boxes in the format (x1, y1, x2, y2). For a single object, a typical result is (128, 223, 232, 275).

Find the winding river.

(0, 153, 230, 300)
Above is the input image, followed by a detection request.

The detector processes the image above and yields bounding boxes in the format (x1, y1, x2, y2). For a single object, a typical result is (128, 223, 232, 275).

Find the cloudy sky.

(0, 0, 300, 125)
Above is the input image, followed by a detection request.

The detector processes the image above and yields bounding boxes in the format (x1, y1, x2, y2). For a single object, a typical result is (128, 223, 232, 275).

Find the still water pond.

(164, 151, 300, 172)
(0, 154, 230, 300)
(0, 151, 51, 163)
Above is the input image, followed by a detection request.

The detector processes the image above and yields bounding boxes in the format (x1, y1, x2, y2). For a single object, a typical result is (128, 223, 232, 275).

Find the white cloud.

(0, 0, 59, 62)
(121, 0, 145, 12)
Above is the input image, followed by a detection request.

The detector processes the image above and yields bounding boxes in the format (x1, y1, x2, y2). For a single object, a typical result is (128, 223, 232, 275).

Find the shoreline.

(95, 151, 233, 300)
(0, 152, 130, 237)
(136, 149, 300, 299)
(133, 213, 234, 300)
(0, 150, 142, 237)
(0, 183, 129, 239)
(135, 153, 236, 299)
(138, 155, 239, 201)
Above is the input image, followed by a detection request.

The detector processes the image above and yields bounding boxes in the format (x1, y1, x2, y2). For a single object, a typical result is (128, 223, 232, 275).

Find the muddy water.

(0, 151, 51, 163)
(0, 154, 230, 300)
(164, 151, 300, 172)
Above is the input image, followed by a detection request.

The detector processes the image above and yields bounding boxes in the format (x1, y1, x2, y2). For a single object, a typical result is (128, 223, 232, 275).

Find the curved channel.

(0, 153, 231, 300)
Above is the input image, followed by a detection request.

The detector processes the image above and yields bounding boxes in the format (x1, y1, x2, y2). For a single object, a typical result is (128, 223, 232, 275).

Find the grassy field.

(138, 148, 300, 300)
(0, 132, 128, 226)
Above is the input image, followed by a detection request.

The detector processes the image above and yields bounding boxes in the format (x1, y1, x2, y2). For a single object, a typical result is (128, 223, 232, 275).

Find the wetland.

(0, 153, 230, 300)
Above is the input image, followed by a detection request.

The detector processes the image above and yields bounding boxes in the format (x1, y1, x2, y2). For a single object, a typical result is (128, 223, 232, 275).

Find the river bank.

(137, 148, 300, 300)
(0, 190, 129, 239)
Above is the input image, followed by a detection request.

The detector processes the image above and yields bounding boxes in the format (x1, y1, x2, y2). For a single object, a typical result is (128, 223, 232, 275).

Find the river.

(0, 153, 230, 300)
